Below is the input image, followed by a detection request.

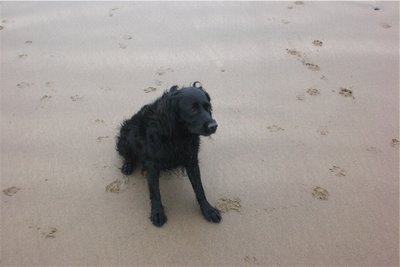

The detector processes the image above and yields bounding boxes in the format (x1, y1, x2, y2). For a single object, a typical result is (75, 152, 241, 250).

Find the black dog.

(116, 82, 221, 227)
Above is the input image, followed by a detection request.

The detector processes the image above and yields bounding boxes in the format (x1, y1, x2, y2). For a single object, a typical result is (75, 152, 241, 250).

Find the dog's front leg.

(186, 163, 221, 223)
(147, 165, 167, 227)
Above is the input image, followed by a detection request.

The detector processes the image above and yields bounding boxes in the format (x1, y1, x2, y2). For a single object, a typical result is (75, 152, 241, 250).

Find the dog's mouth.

(186, 120, 218, 136)
(200, 131, 215, 137)
(200, 121, 218, 136)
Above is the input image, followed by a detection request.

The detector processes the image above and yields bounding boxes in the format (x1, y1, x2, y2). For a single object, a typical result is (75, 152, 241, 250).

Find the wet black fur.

(116, 82, 221, 227)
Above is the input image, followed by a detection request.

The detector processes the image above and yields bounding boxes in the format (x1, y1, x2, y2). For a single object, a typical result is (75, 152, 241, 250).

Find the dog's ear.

(168, 90, 181, 113)
(204, 91, 211, 102)
(165, 95, 181, 129)
(191, 81, 210, 101)
(192, 81, 203, 89)
(170, 85, 179, 92)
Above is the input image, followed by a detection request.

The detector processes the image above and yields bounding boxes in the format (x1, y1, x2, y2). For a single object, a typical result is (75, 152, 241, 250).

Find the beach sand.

(1, 1, 399, 266)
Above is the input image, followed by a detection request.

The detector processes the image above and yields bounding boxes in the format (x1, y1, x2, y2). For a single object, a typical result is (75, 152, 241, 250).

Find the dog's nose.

(207, 121, 218, 132)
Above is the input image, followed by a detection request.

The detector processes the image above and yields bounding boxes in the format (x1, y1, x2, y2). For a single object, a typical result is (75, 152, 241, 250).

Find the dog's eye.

(203, 104, 211, 112)
(191, 103, 200, 113)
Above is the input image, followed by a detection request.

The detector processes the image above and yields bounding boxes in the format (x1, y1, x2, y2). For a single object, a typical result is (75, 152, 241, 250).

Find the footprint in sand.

(108, 7, 120, 17)
(36, 94, 52, 109)
(106, 177, 129, 193)
(316, 126, 329, 136)
(3, 186, 21, 196)
(96, 136, 110, 143)
(306, 87, 320, 96)
(16, 82, 32, 89)
(118, 35, 132, 48)
(155, 67, 174, 76)
(118, 43, 127, 49)
(339, 87, 355, 99)
(329, 165, 347, 177)
(70, 95, 82, 102)
(286, 48, 302, 57)
(313, 40, 323, 47)
(30, 226, 57, 238)
(99, 85, 112, 92)
(286, 48, 320, 71)
(243, 256, 258, 264)
(288, 1, 304, 9)
(156, 69, 166, 76)
(122, 34, 132, 40)
(154, 79, 163, 86)
(312, 186, 329, 200)
(367, 146, 380, 153)
(264, 204, 298, 214)
(264, 207, 277, 214)
(45, 81, 54, 87)
(381, 23, 392, 29)
(280, 19, 290, 24)
(391, 138, 399, 148)
(144, 87, 157, 93)
(304, 62, 320, 71)
(40, 95, 52, 101)
(215, 197, 241, 213)
(40, 227, 58, 239)
(106, 180, 123, 193)
(267, 125, 284, 132)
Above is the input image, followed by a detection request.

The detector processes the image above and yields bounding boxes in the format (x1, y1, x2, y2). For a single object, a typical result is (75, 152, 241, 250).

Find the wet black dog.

(116, 82, 221, 227)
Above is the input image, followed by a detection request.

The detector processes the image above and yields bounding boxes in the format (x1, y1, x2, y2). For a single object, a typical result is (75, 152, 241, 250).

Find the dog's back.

(116, 87, 199, 173)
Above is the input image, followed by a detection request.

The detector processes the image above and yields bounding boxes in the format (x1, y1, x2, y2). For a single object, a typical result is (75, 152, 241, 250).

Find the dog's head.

(171, 82, 217, 136)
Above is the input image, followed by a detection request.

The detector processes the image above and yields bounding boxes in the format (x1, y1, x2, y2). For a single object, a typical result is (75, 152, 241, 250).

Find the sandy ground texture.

(1, 1, 399, 266)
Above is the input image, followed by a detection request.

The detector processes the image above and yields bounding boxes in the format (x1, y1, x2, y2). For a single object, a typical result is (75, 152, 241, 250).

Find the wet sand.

(1, 2, 399, 266)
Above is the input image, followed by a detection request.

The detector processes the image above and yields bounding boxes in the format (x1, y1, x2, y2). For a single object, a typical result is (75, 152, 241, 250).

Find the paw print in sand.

(312, 186, 329, 200)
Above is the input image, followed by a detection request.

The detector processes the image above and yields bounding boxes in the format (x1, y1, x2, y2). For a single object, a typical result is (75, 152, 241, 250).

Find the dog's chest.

(150, 135, 199, 169)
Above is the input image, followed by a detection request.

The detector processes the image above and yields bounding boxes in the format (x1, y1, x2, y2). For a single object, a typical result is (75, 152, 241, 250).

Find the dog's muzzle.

(205, 120, 218, 134)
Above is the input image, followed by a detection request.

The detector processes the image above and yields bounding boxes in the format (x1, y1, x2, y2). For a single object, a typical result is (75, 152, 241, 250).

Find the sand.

(1, 1, 399, 266)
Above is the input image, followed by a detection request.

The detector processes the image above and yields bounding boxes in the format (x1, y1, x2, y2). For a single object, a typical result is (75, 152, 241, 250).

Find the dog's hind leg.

(117, 140, 136, 175)
(121, 159, 135, 175)
(116, 122, 136, 175)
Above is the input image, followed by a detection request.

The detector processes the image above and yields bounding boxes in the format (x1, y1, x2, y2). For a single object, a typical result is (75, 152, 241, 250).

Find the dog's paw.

(151, 207, 167, 227)
(201, 205, 222, 223)
(121, 161, 133, 175)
